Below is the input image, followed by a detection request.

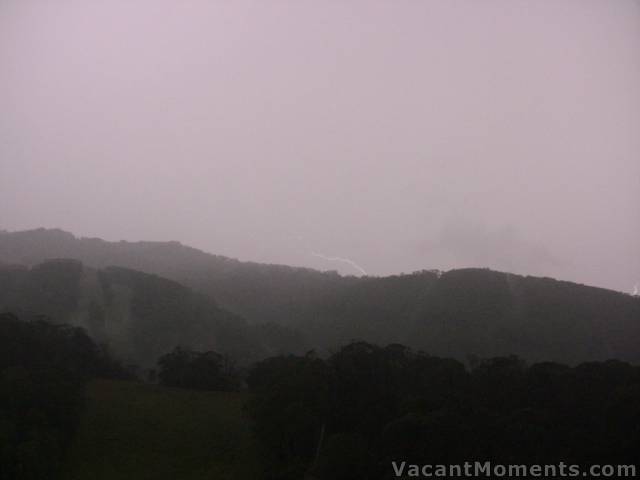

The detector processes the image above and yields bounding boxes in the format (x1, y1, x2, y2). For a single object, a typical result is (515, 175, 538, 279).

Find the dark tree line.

(246, 342, 640, 480)
(0, 312, 128, 480)
(157, 346, 240, 391)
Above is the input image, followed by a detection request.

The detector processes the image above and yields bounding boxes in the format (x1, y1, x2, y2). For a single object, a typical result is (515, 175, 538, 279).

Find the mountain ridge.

(1, 228, 638, 365)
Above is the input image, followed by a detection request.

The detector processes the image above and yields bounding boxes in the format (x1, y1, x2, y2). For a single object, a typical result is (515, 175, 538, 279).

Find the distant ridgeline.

(1, 228, 639, 365)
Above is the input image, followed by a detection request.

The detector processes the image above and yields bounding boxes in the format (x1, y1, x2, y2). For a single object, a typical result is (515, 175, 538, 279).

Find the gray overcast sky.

(1, 0, 639, 292)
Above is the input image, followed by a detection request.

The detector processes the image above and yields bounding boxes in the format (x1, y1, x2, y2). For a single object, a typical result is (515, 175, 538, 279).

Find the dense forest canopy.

(246, 343, 640, 479)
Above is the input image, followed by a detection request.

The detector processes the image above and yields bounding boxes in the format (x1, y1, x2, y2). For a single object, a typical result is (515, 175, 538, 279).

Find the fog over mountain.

(1, 0, 639, 292)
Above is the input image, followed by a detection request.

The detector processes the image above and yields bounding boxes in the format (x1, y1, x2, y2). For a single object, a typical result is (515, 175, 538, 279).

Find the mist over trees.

(1, 229, 639, 367)
(0, 256, 309, 367)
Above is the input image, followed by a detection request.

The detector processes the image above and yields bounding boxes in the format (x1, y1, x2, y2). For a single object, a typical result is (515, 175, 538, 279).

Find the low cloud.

(427, 219, 562, 276)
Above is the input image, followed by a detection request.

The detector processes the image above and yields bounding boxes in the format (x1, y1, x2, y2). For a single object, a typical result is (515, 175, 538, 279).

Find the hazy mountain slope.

(305, 268, 640, 364)
(0, 259, 306, 366)
(1, 229, 639, 364)
(0, 228, 360, 324)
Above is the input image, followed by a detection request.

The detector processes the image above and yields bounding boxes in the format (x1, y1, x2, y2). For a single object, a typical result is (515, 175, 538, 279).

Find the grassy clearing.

(63, 379, 263, 480)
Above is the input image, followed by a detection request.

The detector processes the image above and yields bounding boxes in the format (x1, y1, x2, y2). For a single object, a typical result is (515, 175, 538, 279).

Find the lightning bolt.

(633, 283, 639, 296)
(311, 252, 367, 276)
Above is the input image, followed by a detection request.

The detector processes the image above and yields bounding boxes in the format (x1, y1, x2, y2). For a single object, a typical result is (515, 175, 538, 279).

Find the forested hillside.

(0, 259, 307, 367)
(0, 228, 359, 325)
(306, 269, 640, 364)
(1, 229, 639, 365)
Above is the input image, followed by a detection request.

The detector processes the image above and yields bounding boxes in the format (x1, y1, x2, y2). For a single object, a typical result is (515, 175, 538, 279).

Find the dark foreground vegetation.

(246, 343, 640, 479)
(2, 312, 639, 479)
(157, 346, 240, 391)
(0, 312, 128, 479)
